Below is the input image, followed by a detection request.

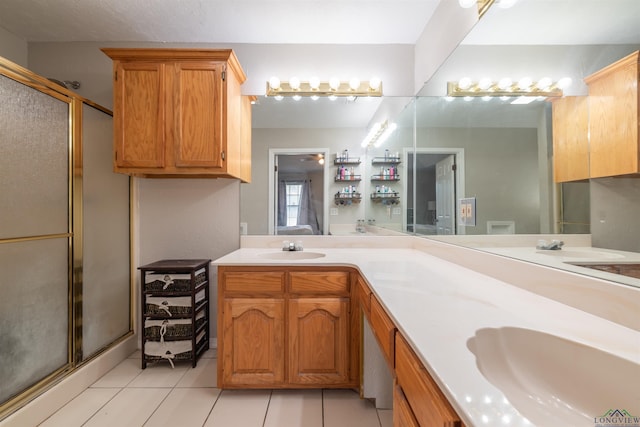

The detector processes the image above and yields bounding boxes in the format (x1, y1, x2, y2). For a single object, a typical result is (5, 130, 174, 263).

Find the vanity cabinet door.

(393, 384, 420, 427)
(288, 297, 350, 385)
(395, 334, 463, 427)
(220, 298, 285, 387)
(370, 295, 396, 370)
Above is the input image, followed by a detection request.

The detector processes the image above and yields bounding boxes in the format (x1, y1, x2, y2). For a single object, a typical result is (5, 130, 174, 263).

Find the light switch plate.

(330, 208, 339, 216)
(392, 207, 401, 215)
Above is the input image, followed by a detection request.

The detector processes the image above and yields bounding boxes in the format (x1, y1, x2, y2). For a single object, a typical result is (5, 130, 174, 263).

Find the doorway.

(268, 148, 330, 235)
(406, 148, 465, 235)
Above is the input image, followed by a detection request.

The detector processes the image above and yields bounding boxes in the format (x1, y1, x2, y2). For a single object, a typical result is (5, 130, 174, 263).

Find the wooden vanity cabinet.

(395, 334, 463, 427)
(101, 48, 251, 181)
(217, 266, 358, 389)
(394, 385, 420, 427)
(358, 277, 464, 427)
(370, 295, 396, 370)
(219, 269, 286, 386)
(585, 50, 640, 178)
(551, 96, 589, 182)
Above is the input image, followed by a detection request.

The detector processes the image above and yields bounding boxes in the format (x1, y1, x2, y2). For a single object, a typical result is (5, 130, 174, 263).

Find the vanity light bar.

(361, 120, 397, 148)
(446, 79, 566, 98)
(266, 79, 383, 98)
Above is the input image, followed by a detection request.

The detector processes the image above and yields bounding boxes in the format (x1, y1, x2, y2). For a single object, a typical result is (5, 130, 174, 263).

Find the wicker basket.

(145, 296, 192, 317)
(144, 314, 206, 339)
(144, 267, 207, 292)
(144, 340, 193, 365)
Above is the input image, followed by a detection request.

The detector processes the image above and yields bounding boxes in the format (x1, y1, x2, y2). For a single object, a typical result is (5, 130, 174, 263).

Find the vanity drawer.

(370, 295, 396, 369)
(395, 334, 463, 427)
(221, 269, 285, 294)
(289, 271, 350, 295)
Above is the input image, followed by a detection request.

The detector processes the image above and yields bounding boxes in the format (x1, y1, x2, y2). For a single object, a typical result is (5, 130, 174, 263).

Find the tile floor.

(38, 350, 392, 427)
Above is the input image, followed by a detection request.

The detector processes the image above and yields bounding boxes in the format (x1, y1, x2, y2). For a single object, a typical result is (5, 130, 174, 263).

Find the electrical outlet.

(330, 208, 339, 216)
(392, 207, 401, 215)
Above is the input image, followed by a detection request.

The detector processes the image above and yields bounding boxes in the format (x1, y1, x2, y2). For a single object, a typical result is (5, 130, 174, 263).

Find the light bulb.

(309, 76, 320, 90)
(498, 78, 512, 90)
(269, 76, 281, 90)
(349, 78, 360, 90)
(289, 77, 301, 90)
(557, 77, 573, 89)
(329, 77, 341, 90)
(497, 0, 517, 8)
(458, 77, 472, 89)
(536, 77, 552, 91)
(458, 0, 476, 8)
(478, 78, 492, 90)
(369, 77, 381, 90)
(517, 77, 532, 90)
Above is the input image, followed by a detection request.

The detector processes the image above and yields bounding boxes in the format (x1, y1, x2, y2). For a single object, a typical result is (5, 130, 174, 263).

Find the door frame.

(268, 148, 330, 235)
(402, 147, 466, 234)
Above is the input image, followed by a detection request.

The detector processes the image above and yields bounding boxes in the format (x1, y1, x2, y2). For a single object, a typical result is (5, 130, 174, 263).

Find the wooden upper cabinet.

(102, 48, 251, 181)
(113, 61, 165, 168)
(552, 96, 589, 182)
(585, 50, 640, 178)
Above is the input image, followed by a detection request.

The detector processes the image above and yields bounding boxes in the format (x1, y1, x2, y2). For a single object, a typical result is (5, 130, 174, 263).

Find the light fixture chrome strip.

(446, 81, 564, 98)
(266, 80, 382, 98)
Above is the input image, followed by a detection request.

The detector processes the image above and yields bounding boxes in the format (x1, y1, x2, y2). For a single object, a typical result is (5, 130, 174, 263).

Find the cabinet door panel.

(370, 296, 396, 369)
(174, 62, 224, 168)
(396, 334, 462, 427)
(394, 384, 420, 427)
(288, 298, 349, 385)
(552, 96, 589, 182)
(114, 62, 165, 168)
(221, 298, 285, 386)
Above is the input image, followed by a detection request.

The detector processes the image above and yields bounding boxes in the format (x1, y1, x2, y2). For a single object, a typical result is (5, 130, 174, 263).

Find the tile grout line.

(261, 389, 274, 427)
(201, 386, 224, 427)
(321, 389, 325, 427)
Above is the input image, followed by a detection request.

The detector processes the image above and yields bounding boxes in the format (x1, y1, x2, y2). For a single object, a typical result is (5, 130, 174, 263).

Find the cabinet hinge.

(452, 164, 457, 171)
(221, 151, 226, 161)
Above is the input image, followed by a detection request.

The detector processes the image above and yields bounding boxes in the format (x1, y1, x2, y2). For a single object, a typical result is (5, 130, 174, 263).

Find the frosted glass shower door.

(81, 103, 131, 359)
(0, 74, 71, 403)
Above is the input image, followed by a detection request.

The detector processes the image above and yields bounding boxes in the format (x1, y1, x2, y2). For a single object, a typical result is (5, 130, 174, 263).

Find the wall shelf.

(335, 192, 362, 205)
(335, 176, 362, 182)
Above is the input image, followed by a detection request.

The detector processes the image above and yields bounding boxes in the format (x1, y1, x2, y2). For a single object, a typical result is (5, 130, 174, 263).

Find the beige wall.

(0, 26, 27, 67)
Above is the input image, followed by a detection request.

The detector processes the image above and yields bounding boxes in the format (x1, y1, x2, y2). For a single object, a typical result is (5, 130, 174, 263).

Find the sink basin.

(536, 249, 624, 259)
(258, 251, 326, 260)
(467, 327, 640, 426)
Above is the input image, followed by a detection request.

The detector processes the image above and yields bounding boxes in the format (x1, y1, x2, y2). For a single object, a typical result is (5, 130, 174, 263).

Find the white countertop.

(213, 236, 640, 427)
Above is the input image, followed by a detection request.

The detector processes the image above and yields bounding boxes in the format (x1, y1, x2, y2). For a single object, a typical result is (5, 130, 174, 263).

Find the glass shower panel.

(0, 75, 70, 240)
(0, 238, 70, 403)
(81, 103, 131, 359)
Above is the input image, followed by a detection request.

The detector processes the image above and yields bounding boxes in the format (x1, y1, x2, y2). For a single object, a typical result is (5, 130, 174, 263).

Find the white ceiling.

(0, 0, 440, 44)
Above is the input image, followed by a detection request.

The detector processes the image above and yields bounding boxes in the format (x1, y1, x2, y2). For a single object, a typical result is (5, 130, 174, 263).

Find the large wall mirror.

(240, 0, 640, 287)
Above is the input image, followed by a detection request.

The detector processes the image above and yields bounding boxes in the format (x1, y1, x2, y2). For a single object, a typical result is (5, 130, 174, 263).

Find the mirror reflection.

(240, 0, 640, 287)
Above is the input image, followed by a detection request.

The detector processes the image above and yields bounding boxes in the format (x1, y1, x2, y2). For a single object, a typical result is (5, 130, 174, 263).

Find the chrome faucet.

(536, 239, 564, 250)
(282, 240, 303, 251)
